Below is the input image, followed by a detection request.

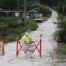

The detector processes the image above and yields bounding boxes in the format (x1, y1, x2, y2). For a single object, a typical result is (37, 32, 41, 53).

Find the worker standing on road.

(20, 32, 33, 58)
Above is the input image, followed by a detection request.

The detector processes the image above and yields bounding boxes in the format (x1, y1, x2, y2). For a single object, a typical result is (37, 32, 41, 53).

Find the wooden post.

(0, 42, 2, 55)
(2, 41, 5, 55)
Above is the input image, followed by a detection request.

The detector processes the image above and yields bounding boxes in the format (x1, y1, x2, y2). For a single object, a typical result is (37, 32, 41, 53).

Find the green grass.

(3, 34, 16, 43)
(57, 43, 66, 55)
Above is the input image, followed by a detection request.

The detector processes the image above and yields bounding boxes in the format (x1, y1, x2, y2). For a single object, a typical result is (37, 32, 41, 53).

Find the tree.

(57, 0, 66, 15)
(0, 0, 4, 8)
(40, 0, 58, 7)
(0, 0, 17, 9)
(0, 0, 36, 10)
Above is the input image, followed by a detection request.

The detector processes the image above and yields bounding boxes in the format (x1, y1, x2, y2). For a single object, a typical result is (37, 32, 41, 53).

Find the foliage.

(0, 17, 38, 43)
(54, 16, 66, 43)
(57, 43, 66, 55)
(40, 0, 66, 15)
(26, 3, 40, 11)
(0, 0, 17, 9)
(40, 0, 58, 6)
(56, 0, 66, 15)
(0, 0, 36, 9)
(33, 5, 52, 17)
(57, 1, 63, 14)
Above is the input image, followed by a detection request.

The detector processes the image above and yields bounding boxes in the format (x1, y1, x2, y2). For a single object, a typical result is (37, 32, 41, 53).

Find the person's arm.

(20, 36, 24, 44)
(30, 36, 32, 43)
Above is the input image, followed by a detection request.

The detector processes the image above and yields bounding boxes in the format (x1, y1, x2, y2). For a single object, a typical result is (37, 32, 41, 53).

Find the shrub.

(33, 5, 52, 17)
(0, 17, 38, 43)
(26, 3, 40, 11)
(26, 4, 52, 17)
(3, 34, 16, 43)
(14, 18, 38, 34)
(25, 18, 38, 30)
(57, 20, 66, 43)
(57, 43, 66, 55)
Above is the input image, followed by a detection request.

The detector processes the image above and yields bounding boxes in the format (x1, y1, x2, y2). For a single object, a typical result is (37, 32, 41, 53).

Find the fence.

(16, 34, 42, 58)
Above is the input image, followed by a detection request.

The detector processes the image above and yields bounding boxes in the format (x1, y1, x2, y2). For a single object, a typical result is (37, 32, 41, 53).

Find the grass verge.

(57, 43, 66, 55)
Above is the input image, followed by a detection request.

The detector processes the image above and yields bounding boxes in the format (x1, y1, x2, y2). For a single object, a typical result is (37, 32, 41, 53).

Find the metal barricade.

(16, 34, 42, 58)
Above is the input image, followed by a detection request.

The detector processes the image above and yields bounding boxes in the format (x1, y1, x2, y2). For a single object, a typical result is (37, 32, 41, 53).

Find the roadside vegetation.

(27, 3, 52, 17)
(57, 43, 66, 55)
(54, 14, 66, 55)
(0, 17, 38, 43)
(33, 5, 51, 17)
(51, 0, 66, 55)
(0, 3, 52, 43)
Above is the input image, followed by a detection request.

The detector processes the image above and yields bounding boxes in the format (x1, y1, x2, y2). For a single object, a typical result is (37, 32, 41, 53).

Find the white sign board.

(15, 12, 19, 17)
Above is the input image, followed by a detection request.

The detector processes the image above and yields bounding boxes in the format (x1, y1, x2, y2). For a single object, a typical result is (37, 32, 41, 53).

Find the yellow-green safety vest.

(23, 35, 31, 44)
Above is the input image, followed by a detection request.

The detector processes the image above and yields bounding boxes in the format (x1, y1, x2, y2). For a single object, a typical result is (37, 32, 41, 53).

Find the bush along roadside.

(54, 15, 66, 55)
(26, 3, 52, 18)
(0, 17, 38, 43)
(33, 5, 52, 17)
(57, 43, 66, 55)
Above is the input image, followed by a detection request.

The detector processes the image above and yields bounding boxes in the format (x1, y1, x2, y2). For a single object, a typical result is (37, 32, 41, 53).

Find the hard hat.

(25, 32, 29, 35)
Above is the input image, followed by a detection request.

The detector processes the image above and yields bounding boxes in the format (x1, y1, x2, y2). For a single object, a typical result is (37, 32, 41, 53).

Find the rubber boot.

(29, 51, 33, 58)
(25, 52, 29, 58)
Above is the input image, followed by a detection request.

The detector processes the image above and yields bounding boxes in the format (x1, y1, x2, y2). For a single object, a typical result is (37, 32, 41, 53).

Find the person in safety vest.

(20, 32, 33, 58)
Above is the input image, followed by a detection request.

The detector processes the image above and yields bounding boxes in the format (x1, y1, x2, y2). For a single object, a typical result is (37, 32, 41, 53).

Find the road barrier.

(16, 34, 42, 58)
(0, 41, 5, 56)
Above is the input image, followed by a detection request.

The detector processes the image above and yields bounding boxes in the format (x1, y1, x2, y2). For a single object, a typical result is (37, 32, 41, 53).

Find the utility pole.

(35, 0, 36, 3)
(24, 0, 26, 22)
(63, 5, 64, 14)
(17, 0, 19, 10)
(38, 0, 40, 4)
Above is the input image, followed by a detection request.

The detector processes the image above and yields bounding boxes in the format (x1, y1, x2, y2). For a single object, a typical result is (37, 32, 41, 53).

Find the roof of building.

(0, 8, 3, 10)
